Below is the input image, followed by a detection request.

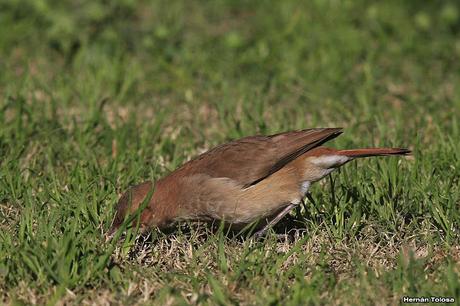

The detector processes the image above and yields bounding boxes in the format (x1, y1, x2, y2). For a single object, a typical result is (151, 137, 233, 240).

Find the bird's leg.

(301, 197, 308, 212)
(305, 191, 322, 214)
(254, 203, 297, 238)
(306, 192, 316, 206)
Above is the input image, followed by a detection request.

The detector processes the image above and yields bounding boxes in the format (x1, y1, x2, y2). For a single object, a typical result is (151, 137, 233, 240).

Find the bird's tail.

(337, 148, 411, 158)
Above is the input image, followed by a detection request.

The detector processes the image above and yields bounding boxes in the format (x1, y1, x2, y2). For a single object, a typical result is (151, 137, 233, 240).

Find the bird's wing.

(178, 128, 343, 187)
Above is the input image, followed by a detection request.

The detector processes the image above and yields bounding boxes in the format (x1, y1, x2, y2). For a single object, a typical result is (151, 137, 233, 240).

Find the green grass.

(1, 0, 460, 304)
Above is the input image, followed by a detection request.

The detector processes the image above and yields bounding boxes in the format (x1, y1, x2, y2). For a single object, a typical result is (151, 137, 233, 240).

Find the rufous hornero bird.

(108, 128, 410, 239)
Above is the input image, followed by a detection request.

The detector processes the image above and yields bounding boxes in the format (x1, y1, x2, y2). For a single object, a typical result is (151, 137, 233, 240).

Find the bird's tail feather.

(337, 148, 411, 158)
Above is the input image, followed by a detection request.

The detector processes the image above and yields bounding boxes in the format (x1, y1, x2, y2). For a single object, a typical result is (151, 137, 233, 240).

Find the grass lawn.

(1, 0, 460, 304)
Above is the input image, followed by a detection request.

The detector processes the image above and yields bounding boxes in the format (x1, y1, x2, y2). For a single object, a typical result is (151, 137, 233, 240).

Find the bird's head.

(106, 181, 156, 240)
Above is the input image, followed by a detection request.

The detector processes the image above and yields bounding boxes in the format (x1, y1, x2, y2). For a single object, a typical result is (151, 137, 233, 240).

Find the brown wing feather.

(176, 128, 343, 187)
(250, 128, 343, 186)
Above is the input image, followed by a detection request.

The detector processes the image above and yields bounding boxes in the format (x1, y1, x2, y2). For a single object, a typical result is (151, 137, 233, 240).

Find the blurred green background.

(2, 0, 459, 122)
(1, 0, 459, 305)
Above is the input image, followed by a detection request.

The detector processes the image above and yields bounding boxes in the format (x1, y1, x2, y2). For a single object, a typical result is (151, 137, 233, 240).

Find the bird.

(108, 128, 410, 239)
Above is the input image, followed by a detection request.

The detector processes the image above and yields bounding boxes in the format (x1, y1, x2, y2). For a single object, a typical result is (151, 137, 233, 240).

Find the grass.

(1, 0, 460, 304)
